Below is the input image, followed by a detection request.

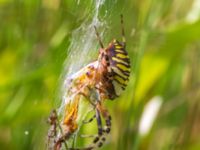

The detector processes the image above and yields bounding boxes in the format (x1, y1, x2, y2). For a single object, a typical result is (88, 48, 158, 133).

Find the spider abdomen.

(98, 39, 130, 99)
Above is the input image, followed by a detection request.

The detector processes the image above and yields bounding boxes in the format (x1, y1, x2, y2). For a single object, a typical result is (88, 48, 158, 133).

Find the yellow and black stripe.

(106, 39, 130, 97)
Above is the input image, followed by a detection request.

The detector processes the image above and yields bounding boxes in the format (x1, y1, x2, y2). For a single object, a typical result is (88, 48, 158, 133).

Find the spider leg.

(95, 108, 103, 136)
(103, 114, 112, 134)
(88, 103, 111, 149)
(80, 108, 104, 149)
(120, 14, 126, 48)
(53, 86, 110, 150)
(66, 103, 112, 150)
(82, 114, 96, 124)
(96, 102, 112, 135)
(94, 26, 104, 48)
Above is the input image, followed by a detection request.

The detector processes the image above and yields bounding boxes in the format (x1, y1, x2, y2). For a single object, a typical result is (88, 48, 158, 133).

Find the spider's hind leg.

(68, 104, 112, 150)
(92, 103, 112, 148)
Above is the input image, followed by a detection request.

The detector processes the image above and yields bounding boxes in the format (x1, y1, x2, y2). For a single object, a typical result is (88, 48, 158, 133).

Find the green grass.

(0, 0, 200, 150)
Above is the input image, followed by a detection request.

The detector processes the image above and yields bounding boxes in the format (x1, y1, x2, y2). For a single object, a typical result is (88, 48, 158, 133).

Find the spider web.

(58, 0, 106, 117)
(54, 0, 108, 148)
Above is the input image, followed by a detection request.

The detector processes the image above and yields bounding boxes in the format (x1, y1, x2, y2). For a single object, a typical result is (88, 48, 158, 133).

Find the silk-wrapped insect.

(47, 15, 130, 150)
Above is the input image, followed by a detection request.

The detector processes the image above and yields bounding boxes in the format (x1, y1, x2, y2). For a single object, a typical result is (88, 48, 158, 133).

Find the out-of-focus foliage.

(0, 0, 200, 150)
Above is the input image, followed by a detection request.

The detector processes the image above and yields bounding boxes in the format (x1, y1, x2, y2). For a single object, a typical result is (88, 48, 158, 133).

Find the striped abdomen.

(103, 39, 130, 99)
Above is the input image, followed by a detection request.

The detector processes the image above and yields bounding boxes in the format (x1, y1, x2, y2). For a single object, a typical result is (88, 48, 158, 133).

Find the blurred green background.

(0, 0, 200, 150)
